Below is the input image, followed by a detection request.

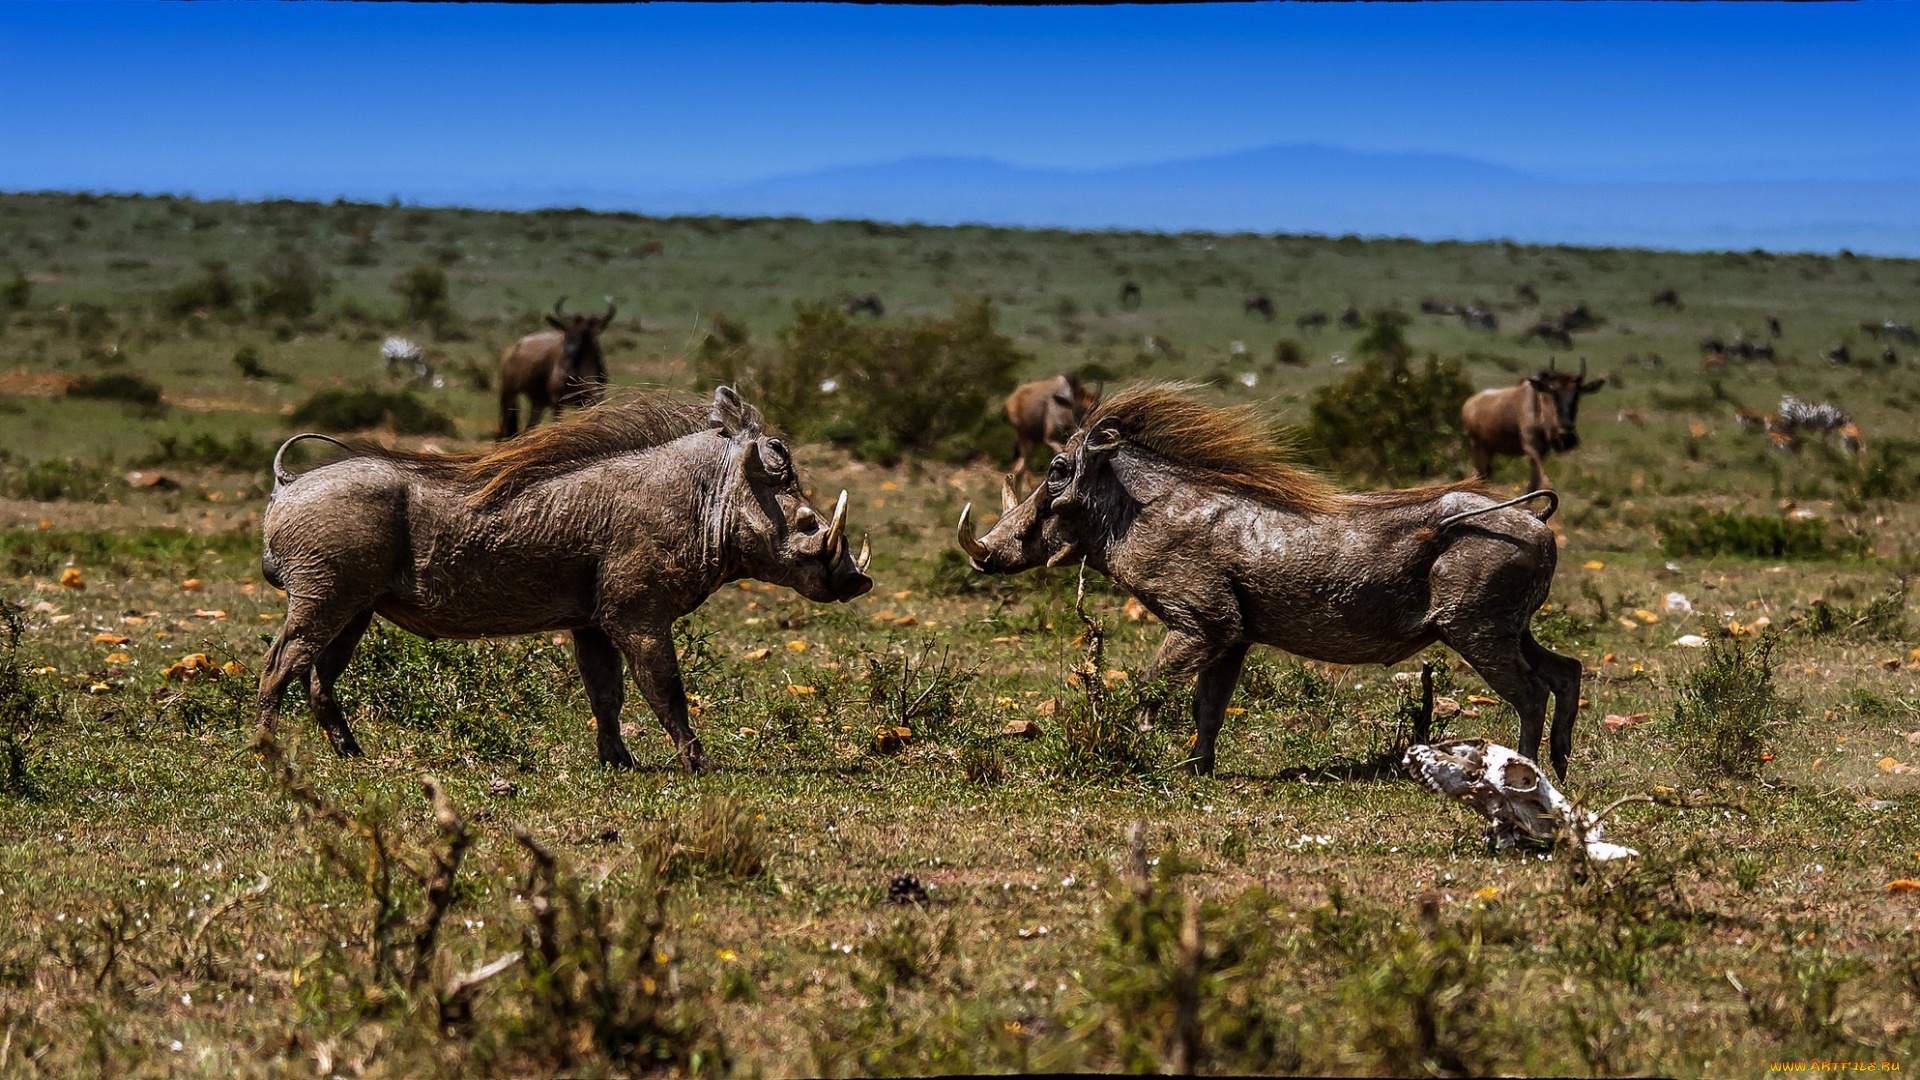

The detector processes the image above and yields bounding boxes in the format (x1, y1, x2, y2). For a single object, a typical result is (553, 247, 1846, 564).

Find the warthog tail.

(272, 433, 356, 489)
(1437, 489, 1558, 529)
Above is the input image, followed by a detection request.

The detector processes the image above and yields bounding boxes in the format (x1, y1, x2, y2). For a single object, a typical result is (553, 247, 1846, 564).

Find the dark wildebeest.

(1006, 374, 1100, 494)
(257, 387, 874, 773)
(846, 293, 884, 318)
(1460, 306, 1499, 331)
(1824, 343, 1852, 365)
(1520, 320, 1574, 349)
(1767, 315, 1782, 338)
(1461, 358, 1606, 491)
(1243, 293, 1274, 321)
(1515, 282, 1540, 307)
(1420, 298, 1459, 316)
(1339, 306, 1363, 330)
(1295, 310, 1328, 333)
(1118, 281, 1142, 309)
(954, 384, 1579, 777)
(498, 298, 615, 439)
(1650, 287, 1682, 310)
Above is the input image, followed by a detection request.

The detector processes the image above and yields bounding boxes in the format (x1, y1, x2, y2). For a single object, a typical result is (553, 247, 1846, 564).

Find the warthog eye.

(1046, 455, 1072, 489)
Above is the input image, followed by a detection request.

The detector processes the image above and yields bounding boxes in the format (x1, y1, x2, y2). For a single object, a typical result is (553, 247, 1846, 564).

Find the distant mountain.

(607, 144, 1920, 256)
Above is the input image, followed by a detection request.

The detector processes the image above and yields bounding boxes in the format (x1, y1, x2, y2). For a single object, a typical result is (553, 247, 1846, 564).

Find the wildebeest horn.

(1002, 476, 1018, 513)
(855, 534, 871, 573)
(1578, 356, 1587, 379)
(1547, 356, 1556, 372)
(825, 490, 848, 558)
(602, 300, 617, 324)
(552, 296, 569, 318)
(956, 503, 988, 561)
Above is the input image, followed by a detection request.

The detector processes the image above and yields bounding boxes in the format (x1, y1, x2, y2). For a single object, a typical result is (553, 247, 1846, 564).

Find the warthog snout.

(815, 491, 874, 600)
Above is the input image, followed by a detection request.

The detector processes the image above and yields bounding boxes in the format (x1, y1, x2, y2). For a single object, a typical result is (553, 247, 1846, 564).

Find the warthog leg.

(572, 627, 635, 770)
(1524, 634, 1583, 779)
(256, 600, 370, 755)
(305, 611, 372, 757)
(1444, 630, 1556, 777)
(1137, 628, 1232, 732)
(615, 627, 714, 775)
(1188, 643, 1251, 777)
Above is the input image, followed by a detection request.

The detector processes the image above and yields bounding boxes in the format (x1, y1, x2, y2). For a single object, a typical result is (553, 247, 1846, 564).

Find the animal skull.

(1403, 739, 1637, 861)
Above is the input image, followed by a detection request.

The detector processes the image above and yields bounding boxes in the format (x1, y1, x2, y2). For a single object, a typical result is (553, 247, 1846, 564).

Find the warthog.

(955, 384, 1579, 777)
(1006, 374, 1100, 494)
(257, 387, 873, 772)
(498, 298, 614, 439)
(1461, 357, 1605, 491)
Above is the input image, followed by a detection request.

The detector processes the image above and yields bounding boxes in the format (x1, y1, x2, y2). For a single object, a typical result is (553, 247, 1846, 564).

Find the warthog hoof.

(598, 743, 637, 770)
(1184, 754, 1216, 777)
(326, 729, 365, 758)
(680, 742, 716, 775)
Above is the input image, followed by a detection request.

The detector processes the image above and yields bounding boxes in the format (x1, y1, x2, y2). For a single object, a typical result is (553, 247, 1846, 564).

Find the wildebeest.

(1767, 315, 1783, 338)
(1520, 320, 1574, 349)
(1824, 343, 1852, 365)
(498, 298, 615, 438)
(1339, 306, 1363, 330)
(1862, 320, 1917, 344)
(1295, 310, 1328, 333)
(256, 387, 874, 773)
(1420, 298, 1458, 316)
(1515, 282, 1540, 306)
(1460, 306, 1499, 331)
(1243, 293, 1274, 321)
(1884, 346, 1900, 367)
(954, 384, 1580, 778)
(1461, 358, 1606, 491)
(1005, 374, 1100, 494)
(1650, 288, 1682, 310)
(846, 293, 884, 318)
(1118, 281, 1142, 309)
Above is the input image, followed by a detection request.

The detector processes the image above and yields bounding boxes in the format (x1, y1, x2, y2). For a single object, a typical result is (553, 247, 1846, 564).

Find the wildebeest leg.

(1138, 629, 1228, 733)
(1188, 643, 1250, 776)
(1522, 436, 1551, 491)
(1523, 633, 1582, 779)
(498, 393, 520, 440)
(305, 611, 372, 757)
(618, 629, 713, 774)
(255, 601, 369, 752)
(1010, 438, 1036, 495)
(1468, 437, 1495, 480)
(572, 627, 635, 769)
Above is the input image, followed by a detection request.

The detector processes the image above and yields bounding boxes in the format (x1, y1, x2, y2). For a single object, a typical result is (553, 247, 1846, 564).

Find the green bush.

(1664, 635, 1791, 782)
(66, 371, 163, 407)
(1306, 312, 1474, 485)
(393, 264, 451, 323)
(157, 260, 240, 318)
(3, 458, 116, 502)
(0, 605, 55, 797)
(1657, 510, 1866, 560)
(289, 387, 456, 436)
(714, 298, 1024, 464)
(0, 272, 29, 310)
(140, 431, 274, 472)
(231, 344, 272, 380)
(252, 251, 325, 320)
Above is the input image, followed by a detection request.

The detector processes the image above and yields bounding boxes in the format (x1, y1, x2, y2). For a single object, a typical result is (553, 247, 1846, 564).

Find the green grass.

(0, 191, 1917, 1076)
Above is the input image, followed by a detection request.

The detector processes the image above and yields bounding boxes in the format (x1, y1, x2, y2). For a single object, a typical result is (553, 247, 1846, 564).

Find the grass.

(0, 191, 1917, 1076)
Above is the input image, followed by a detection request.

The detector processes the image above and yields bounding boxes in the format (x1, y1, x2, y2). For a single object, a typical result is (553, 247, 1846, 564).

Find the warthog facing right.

(957, 383, 1579, 778)
(259, 387, 872, 772)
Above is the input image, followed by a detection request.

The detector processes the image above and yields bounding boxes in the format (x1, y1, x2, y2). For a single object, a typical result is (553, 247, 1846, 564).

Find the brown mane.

(337, 392, 709, 505)
(1087, 383, 1496, 512)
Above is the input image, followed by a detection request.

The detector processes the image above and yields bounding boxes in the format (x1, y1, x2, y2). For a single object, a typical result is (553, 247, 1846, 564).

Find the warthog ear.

(709, 386, 763, 439)
(1082, 416, 1124, 454)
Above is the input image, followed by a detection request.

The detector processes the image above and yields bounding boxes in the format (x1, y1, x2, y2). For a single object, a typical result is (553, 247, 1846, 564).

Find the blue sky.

(3, 3, 1916, 203)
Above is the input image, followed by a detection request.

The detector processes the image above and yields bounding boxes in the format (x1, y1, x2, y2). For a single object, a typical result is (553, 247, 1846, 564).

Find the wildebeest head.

(708, 386, 872, 603)
(544, 297, 616, 405)
(1524, 358, 1605, 452)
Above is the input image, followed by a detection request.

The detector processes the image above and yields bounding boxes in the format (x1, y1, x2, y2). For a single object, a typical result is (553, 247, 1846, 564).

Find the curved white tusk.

(855, 534, 871, 573)
(956, 503, 989, 561)
(1001, 476, 1018, 513)
(824, 490, 848, 558)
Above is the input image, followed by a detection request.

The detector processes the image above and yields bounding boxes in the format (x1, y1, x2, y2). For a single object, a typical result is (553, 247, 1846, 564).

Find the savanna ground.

(0, 190, 1918, 1077)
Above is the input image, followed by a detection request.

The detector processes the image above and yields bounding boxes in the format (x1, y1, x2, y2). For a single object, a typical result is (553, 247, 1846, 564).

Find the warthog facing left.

(258, 387, 873, 772)
(957, 383, 1580, 778)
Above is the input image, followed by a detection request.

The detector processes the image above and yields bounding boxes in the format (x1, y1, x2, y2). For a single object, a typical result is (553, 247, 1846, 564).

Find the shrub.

(158, 260, 240, 318)
(65, 372, 163, 407)
(1306, 312, 1474, 485)
(0, 272, 28, 310)
(231, 344, 273, 380)
(289, 387, 456, 436)
(721, 298, 1024, 464)
(3, 458, 116, 502)
(864, 642, 975, 743)
(1657, 510, 1867, 560)
(0, 605, 54, 797)
(252, 251, 325, 320)
(140, 431, 274, 472)
(393, 265, 451, 323)
(1664, 634, 1792, 782)
(1273, 338, 1305, 365)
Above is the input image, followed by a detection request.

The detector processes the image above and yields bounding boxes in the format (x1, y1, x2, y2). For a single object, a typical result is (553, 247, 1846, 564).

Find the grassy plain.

(0, 191, 1918, 1076)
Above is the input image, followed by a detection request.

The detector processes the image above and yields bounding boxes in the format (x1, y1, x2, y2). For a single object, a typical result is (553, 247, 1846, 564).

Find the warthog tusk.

(1002, 476, 1018, 513)
(825, 490, 848, 558)
(956, 503, 989, 561)
(1046, 544, 1080, 568)
(855, 534, 871, 573)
